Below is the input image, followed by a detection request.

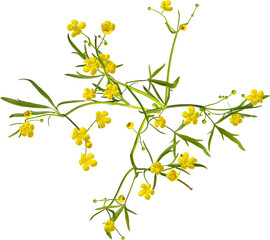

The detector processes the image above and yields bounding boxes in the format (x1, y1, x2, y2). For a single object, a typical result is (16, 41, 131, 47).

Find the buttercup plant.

(1, 1, 269, 239)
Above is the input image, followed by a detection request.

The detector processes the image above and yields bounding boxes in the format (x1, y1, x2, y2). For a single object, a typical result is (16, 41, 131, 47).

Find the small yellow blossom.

(96, 111, 111, 128)
(71, 127, 90, 145)
(178, 152, 197, 170)
(230, 114, 243, 126)
(182, 106, 200, 125)
(104, 220, 116, 233)
(67, 20, 86, 38)
(246, 89, 264, 106)
(83, 57, 100, 75)
(24, 110, 31, 119)
(179, 24, 187, 31)
(161, 0, 173, 11)
(103, 84, 120, 99)
(99, 54, 117, 74)
(150, 162, 164, 175)
(126, 122, 134, 129)
(138, 183, 155, 200)
(118, 195, 125, 203)
(85, 141, 93, 149)
(79, 153, 97, 171)
(101, 21, 115, 34)
(166, 169, 179, 181)
(19, 122, 34, 138)
(154, 117, 166, 128)
(83, 88, 96, 101)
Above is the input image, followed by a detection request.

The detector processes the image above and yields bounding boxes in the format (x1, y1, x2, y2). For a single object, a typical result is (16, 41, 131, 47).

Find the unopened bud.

(202, 119, 207, 124)
(93, 199, 97, 203)
(148, 7, 151, 10)
(40, 119, 44, 122)
(241, 94, 245, 98)
(195, 4, 199, 7)
(232, 90, 236, 95)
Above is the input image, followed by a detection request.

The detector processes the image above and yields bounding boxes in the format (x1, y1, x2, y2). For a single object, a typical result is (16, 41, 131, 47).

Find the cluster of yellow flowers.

(19, 122, 34, 138)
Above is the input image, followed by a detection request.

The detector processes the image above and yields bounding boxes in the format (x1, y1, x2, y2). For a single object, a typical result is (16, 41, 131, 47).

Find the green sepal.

(1, 97, 50, 109)
(216, 126, 245, 151)
(67, 34, 86, 59)
(176, 133, 211, 157)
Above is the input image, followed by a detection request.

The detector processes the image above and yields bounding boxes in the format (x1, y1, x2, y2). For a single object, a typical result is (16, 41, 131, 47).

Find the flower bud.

(93, 199, 97, 203)
(232, 90, 236, 95)
(142, 147, 145, 151)
(40, 119, 44, 122)
(148, 7, 151, 10)
(225, 96, 228, 99)
(241, 94, 245, 98)
(202, 119, 207, 124)
(104, 42, 108, 46)
(195, 4, 199, 7)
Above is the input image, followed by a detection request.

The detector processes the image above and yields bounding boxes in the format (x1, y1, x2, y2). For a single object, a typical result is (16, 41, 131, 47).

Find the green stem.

(107, 168, 134, 208)
(125, 173, 137, 203)
(62, 114, 79, 129)
(165, 31, 179, 105)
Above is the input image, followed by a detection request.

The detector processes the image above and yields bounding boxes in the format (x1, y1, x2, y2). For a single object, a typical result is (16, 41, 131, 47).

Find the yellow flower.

(178, 152, 197, 169)
(246, 89, 264, 106)
(154, 117, 166, 128)
(85, 141, 93, 149)
(182, 106, 200, 125)
(101, 21, 115, 34)
(230, 114, 243, 126)
(118, 195, 125, 203)
(83, 88, 96, 101)
(79, 153, 97, 171)
(138, 183, 155, 200)
(161, 0, 173, 11)
(150, 162, 164, 175)
(179, 24, 187, 31)
(99, 54, 117, 74)
(103, 84, 120, 99)
(104, 220, 116, 233)
(24, 110, 31, 119)
(83, 57, 100, 75)
(166, 169, 179, 181)
(126, 122, 134, 129)
(67, 20, 86, 38)
(71, 127, 90, 145)
(19, 122, 34, 138)
(96, 111, 111, 128)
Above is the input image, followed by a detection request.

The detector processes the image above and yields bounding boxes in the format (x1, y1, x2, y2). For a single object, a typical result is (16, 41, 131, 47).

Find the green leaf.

(165, 22, 177, 34)
(126, 208, 137, 215)
(216, 126, 245, 151)
(105, 231, 112, 239)
(148, 65, 151, 76)
(112, 205, 124, 221)
(153, 174, 157, 190)
(176, 133, 211, 157)
(124, 207, 130, 231)
(144, 108, 162, 114)
(65, 73, 102, 79)
(142, 86, 159, 103)
(150, 123, 166, 134)
(89, 210, 104, 221)
(1, 97, 50, 109)
(57, 100, 85, 107)
(143, 141, 153, 163)
(8, 130, 20, 138)
(149, 76, 180, 89)
(67, 34, 86, 59)
(9, 111, 53, 118)
(150, 83, 164, 104)
(126, 85, 149, 123)
(116, 64, 124, 68)
(193, 163, 208, 169)
(208, 126, 215, 151)
(19, 78, 56, 109)
(160, 172, 192, 190)
(157, 140, 180, 162)
(150, 64, 165, 79)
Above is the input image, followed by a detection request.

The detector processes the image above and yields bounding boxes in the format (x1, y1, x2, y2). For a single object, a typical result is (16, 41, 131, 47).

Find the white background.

(0, 0, 270, 239)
